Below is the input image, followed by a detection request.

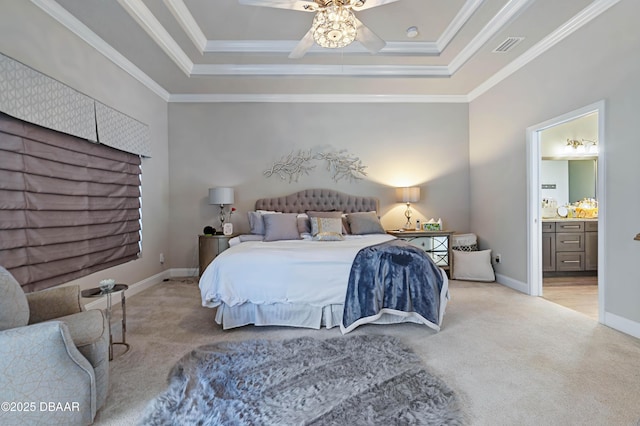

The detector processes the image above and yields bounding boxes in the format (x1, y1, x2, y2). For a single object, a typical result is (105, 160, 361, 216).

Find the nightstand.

(198, 234, 235, 276)
(387, 230, 455, 278)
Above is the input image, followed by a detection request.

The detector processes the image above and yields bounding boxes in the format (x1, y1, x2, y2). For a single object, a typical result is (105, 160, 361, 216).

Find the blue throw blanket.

(341, 239, 445, 334)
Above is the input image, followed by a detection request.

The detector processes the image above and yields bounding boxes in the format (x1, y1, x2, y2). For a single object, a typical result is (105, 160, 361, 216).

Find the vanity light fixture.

(396, 186, 420, 230)
(565, 138, 598, 154)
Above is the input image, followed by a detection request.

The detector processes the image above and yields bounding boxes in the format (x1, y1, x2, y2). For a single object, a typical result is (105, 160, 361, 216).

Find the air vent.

(492, 37, 524, 53)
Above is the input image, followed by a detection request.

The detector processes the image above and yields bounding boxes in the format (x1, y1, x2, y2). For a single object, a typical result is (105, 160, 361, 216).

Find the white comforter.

(199, 234, 395, 309)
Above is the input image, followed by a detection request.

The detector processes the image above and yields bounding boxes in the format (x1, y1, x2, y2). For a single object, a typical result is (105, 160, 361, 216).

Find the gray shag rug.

(139, 335, 463, 425)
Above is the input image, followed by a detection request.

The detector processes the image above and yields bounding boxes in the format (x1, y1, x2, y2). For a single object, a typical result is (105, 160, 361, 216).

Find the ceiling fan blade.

(288, 28, 315, 59)
(238, 0, 320, 12)
(348, 0, 400, 11)
(354, 17, 385, 53)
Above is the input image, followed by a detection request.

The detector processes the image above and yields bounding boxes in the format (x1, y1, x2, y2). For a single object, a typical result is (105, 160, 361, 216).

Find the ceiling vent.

(492, 37, 524, 53)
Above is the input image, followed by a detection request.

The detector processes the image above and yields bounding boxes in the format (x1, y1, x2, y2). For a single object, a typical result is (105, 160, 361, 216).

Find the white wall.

(469, 0, 640, 324)
(0, 2, 170, 292)
(168, 102, 470, 268)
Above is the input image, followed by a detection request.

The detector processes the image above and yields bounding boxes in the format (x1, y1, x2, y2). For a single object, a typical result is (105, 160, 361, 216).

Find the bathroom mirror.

(541, 158, 597, 206)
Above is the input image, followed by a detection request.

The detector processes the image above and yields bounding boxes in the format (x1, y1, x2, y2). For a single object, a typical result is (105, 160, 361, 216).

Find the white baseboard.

(604, 311, 640, 339)
(84, 269, 172, 310)
(495, 273, 528, 294)
(170, 268, 199, 278)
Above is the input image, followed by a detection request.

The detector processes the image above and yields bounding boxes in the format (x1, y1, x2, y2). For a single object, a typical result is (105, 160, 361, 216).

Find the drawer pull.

(561, 240, 580, 244)
(562, 260, 581, 263)
(561, 225, 581, 229)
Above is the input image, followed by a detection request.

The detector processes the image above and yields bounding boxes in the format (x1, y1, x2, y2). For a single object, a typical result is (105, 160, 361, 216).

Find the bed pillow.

(306, 211, 347, 234)
(248, 210, 281, 235)
(297, 213, 311, 234)
(452, 249, 495, 282)
(347, 211, 385, 235)
(310, 217, 344, 241)
(263, 213, 301, 242)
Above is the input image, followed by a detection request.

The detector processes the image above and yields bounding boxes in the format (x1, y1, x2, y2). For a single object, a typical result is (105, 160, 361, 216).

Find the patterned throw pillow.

(310, 217, 344, 241)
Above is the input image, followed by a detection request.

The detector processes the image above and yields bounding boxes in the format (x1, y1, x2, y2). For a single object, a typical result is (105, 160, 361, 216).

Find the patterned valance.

(0, 53, 150, 157)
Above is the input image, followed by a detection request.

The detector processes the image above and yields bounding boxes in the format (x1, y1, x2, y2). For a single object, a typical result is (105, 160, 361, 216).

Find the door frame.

(526, 100, 606, 323)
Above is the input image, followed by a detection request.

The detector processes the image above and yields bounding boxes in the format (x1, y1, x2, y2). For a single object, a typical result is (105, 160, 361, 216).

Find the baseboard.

(84, 269, 172, 310)
(495, 273, 528, 294)
(604, 311, 640, 339)
(170, 268, 199, 278)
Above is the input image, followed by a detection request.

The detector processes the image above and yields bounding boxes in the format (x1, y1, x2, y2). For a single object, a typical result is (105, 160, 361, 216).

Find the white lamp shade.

(396, 187, 420, 203)
(209, 187, 234, 205)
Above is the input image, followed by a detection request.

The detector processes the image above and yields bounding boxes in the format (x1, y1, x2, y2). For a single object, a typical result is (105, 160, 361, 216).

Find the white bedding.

(199, 234, 395, 310)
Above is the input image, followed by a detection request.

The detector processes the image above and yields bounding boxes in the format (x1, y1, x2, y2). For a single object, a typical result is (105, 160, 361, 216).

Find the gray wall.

(469, 0, 640, 323)
(0, 2, 170, 291)
(168, 102, 470, 269)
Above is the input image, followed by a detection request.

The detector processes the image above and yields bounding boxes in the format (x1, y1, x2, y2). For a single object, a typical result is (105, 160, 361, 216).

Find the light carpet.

(94, 278, 640, 426)
(139, 335, 463, 425)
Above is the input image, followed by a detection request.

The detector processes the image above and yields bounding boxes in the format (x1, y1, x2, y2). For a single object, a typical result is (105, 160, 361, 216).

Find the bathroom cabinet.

(542, 220, 597, 274)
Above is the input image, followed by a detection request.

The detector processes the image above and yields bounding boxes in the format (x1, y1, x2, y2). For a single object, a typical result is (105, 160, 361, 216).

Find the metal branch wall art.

(263, 149, 315, 183)
(264, 148, 367, 183)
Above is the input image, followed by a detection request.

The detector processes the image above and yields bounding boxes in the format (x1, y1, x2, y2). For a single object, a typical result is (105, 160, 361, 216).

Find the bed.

(199, 188, 449, 333)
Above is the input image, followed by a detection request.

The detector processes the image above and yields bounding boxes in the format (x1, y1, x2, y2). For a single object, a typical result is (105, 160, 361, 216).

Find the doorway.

(526, 101, 606, 323)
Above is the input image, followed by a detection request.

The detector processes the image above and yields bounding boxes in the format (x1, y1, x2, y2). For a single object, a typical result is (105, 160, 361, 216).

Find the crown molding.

(204, 40, 440, 55)
(164, 0, 207, 53)
(30, 0, 170, 101)
(449, 0, 534, 74)
(116, 0, 194, 75)
(468, 0, 622, 101)
(436, 0, 485, 51)
(190, 63, 451, 77)
(168, 93, 470, 103)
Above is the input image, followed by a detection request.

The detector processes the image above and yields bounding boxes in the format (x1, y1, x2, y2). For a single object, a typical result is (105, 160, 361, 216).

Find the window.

(0, 113, 141, 293)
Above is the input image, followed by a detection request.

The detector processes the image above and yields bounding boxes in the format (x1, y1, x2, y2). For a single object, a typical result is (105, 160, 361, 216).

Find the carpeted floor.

(94, 278, 640, 426)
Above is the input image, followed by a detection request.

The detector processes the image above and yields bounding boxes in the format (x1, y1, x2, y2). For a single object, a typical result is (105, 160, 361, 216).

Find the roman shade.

(0, 113, 141, 293)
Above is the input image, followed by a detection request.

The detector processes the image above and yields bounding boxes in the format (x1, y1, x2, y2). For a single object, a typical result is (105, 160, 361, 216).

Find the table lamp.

(396, 187, 420, 230)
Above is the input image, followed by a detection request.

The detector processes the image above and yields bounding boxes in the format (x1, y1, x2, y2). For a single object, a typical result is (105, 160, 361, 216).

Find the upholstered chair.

(0, 266, 109, 425)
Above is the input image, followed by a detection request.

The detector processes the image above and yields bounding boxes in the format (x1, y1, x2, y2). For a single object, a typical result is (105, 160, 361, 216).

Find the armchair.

(0, 267, 109, 425)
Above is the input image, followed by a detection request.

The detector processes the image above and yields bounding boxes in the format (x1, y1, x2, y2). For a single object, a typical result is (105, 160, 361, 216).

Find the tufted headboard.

(255, 188, 379, 214)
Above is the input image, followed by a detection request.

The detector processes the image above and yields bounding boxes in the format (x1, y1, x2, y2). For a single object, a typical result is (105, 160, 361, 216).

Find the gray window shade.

(0, 113, 141, 293)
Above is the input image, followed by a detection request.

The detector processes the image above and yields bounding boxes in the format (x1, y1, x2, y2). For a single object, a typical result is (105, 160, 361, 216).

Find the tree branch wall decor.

(264, 148, 367, 183)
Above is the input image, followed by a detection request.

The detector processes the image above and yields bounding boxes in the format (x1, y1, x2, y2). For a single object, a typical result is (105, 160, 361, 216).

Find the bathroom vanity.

(542, 219, 597, 274)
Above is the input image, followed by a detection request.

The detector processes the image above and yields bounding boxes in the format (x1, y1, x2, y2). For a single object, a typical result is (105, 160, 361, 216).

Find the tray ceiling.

(37, 0, 619, 101)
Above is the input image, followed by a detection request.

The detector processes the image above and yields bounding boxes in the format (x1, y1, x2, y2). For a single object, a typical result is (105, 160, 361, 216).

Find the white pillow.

(452, 249, 495, 282)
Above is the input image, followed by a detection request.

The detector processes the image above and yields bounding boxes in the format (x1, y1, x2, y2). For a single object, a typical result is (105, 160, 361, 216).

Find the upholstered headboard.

(255, 188, 379, 214)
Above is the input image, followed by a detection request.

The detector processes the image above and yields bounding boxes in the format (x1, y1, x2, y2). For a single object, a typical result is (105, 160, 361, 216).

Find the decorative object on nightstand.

(396, 186, 420, 230)
(209, 187, 235, 231)
(387, 229, 455, 278)
(199, 234, 235, 276)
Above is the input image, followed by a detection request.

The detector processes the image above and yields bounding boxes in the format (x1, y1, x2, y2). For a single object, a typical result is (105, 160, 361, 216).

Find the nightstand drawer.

(555, 232, 584, 251)
(556, 252, 585, 271)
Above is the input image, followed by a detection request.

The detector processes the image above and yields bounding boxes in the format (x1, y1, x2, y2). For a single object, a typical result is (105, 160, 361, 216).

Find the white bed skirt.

(214, 301, 439, 331)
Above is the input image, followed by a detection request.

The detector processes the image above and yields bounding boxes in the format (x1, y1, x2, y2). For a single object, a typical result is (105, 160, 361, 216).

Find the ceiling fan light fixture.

(312, 5, 357, 49)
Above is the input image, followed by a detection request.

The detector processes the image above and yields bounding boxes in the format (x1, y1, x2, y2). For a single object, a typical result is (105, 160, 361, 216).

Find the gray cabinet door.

(585, 231, 598, 271)
(542, 232, 556, 272)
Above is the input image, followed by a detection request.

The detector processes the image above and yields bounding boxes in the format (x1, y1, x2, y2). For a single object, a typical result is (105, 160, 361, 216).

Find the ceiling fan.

(238, 0, 400, 58)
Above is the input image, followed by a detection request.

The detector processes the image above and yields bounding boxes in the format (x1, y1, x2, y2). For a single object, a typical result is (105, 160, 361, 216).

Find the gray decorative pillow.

(347, 211, 385, 235)
(310, 217, 344, 241)
(263, 213, 302, 242)
(248, 210, 281, 235)
(297, 213, 311, 234)
(0, 266, 30, 331)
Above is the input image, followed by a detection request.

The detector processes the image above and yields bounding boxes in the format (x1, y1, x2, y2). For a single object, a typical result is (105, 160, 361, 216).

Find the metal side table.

(82, 284, 130, 361)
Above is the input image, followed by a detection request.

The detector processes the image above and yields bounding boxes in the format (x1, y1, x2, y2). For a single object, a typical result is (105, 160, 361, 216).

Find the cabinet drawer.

(556, 222, 584, 232)
(542, 222, 555, 233)
(585, 221, 598, 232)
(556, 252, 585, 271)
(555, 232, 584, 251)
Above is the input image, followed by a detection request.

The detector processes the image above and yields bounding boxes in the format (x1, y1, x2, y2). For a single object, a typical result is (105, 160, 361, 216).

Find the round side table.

(82, 284, 130, 361)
